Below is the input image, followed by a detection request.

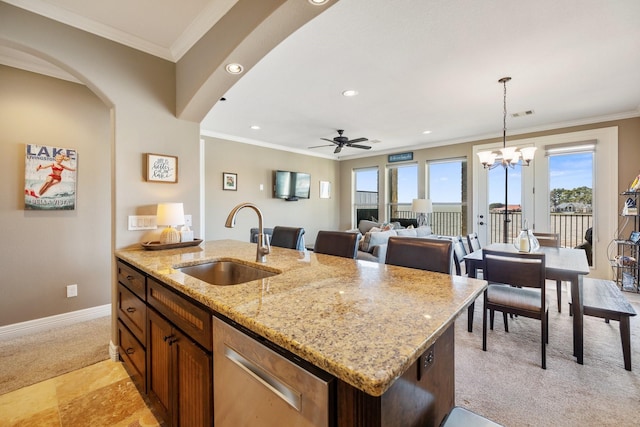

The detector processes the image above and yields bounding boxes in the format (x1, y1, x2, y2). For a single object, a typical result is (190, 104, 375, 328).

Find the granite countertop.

(115, 239, 486, 396)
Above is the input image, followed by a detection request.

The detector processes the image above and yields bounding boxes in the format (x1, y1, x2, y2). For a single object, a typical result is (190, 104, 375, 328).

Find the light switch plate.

(128, 215, 157, 230)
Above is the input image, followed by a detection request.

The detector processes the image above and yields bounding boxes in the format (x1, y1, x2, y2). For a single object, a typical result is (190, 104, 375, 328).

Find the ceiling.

(4, 0, 640, 160)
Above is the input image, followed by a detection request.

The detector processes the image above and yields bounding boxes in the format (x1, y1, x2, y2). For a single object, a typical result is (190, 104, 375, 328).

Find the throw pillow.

(396, 228, 418, 237)
(416, 226, 432, 237)
(358, 219, 380, 235)
(359, 227, 381, 251)
(362, 229, 397, 252)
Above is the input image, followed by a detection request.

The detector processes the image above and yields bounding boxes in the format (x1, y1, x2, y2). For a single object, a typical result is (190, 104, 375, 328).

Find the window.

(547, 145, 594, 257)
(354, 167, 378, 225)
(428, 159, 466, 236)
(387, 163, 418, 221)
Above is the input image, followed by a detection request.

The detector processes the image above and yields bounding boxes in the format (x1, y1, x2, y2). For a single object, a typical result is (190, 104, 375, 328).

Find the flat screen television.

(274, 170, 310, 200)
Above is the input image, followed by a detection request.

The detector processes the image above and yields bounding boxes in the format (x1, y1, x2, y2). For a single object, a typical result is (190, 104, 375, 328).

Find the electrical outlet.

(66, 284, 78, 298)
(184, 214, 192, 227)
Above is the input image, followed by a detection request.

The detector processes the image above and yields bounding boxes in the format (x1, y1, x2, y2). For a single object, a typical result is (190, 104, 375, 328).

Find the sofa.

(349, 219, 438, 263)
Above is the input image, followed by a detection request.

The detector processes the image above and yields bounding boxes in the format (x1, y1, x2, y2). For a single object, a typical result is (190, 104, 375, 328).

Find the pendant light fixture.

(477, 77, 537, 169)
(477, 77, 537, 243)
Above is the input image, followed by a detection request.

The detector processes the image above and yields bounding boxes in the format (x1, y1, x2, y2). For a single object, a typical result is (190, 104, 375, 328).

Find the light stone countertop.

(115, 239, 486, 396)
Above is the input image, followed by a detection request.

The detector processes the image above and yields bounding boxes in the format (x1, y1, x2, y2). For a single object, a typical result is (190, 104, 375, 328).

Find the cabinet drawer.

(117, 282, 146, 343)
(147, 277, 212, 351)
(117, 260, 146, 299)
(118, 319, 146, 392)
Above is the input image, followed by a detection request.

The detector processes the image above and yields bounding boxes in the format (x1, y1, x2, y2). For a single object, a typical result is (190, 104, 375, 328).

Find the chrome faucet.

(225, 202, 271, 263)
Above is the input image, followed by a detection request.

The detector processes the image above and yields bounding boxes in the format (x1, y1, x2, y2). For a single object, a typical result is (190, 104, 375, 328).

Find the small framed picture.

(223, 172, 237, 191)
(319, 181, 331, 199)
(146, 153, 177, 183)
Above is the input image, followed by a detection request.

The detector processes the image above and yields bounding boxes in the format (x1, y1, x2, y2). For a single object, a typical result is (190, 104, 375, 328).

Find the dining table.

(463, 243, 591, 364)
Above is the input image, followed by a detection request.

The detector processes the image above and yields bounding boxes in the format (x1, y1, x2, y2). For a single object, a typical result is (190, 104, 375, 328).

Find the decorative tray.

(141, 239, 203, 251)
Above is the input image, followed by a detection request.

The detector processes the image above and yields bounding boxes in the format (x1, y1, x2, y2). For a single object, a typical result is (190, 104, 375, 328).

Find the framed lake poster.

(24, 144, 77, 210)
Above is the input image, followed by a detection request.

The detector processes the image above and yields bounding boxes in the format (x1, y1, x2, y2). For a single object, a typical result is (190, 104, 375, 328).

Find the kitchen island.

(115, 239, 486, 426)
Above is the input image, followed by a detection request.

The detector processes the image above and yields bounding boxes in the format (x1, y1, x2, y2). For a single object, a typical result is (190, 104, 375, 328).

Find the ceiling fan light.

(308, 0, 329, 4)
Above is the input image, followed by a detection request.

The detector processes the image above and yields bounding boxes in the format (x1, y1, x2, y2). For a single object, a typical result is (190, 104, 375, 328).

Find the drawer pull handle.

(126, 275, 135, 281)
(224, 345, 301, 411)
(126, 347, 135, 355)
(126, 307, 136, 313)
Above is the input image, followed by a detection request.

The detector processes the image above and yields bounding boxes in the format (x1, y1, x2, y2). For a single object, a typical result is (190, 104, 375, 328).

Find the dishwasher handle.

(224, 345, 302, 411)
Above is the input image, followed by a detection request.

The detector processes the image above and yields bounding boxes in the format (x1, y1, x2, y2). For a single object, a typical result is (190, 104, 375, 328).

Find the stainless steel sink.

(177, 261, 279, 285)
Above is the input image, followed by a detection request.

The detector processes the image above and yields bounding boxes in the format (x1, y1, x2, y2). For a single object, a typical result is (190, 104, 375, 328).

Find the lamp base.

(160, 226, 180, 244)
(417, 213, 427, 227)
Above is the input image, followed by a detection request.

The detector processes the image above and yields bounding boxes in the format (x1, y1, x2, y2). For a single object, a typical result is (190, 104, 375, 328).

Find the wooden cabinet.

(116, 260, 147, 392)
(146, 277, 213, 426)
(116, 258, 213, 427)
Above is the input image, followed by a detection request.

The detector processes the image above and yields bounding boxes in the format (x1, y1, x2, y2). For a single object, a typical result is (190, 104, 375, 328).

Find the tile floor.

(0, 360, 163, 426)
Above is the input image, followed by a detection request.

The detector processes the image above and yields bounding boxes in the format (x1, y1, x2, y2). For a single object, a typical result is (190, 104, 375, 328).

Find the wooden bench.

(569, 278, 637, 370)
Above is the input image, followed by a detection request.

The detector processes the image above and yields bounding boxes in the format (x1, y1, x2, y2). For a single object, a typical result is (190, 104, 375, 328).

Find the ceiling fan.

(309, 129, 371, 154)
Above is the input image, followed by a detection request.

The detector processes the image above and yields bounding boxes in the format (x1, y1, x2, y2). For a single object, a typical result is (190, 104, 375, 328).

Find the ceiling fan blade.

(308, 144, 334, 149)
(347, 137, 368, 144)
(320, 138, 337, 144)
(348, 144, 372, 150)
(334, 145, 342, 154)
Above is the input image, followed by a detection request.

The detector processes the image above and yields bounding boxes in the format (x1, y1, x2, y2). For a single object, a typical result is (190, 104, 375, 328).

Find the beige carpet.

(0, 316, 111, 395)
(455, 284, 640, 427)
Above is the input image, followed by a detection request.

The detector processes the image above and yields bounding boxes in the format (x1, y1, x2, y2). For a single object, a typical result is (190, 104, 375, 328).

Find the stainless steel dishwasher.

(213, 318, 334, 427)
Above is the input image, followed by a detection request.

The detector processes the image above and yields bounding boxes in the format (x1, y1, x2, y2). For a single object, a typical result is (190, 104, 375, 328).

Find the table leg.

(571, 275, 584, 364)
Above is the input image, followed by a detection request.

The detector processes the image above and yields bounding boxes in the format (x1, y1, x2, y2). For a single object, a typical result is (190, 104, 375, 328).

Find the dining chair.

(467, 232, 481, 252)
(482, 249, 548, 369)
(313, 231, 361, 259)
(270, 226, 305, 250)
(453, 235, 505, 333)
(535, 232, 563, 312)
(385, 237, 452, 274)
(452, 235, 468, 276)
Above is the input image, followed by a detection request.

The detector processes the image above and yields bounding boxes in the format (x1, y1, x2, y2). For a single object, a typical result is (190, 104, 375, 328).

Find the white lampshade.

(156, 203, 184, 244)
(520, 146, 537, 163)
(477, 150, 497, 167)
(411, 198, 432, 213)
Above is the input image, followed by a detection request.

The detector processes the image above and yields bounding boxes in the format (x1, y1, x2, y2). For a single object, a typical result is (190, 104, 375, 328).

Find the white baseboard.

(0, 304, 111, 340)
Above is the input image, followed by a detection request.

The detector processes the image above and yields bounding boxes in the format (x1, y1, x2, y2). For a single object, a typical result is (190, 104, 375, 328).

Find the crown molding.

(4, 0, 174, 60)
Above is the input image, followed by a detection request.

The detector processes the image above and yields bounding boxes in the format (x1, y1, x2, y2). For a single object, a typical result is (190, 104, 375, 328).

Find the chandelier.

(477, 77, 536, 169)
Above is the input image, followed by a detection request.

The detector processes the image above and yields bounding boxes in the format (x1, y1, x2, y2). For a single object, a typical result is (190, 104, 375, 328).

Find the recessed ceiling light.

(342, 89, 358, 97)
(250, 125, 260, 130)
(308, 0, 329, 5)
(225, 63, 244, 74)
(422, 130, 432, 134)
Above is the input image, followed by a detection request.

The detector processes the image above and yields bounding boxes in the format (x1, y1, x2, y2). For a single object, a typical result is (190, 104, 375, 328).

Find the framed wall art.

(223, 172, 237, 191)
(320, 181, 331, 199)
(24, 144, 77, 210)
(146, 153, 178, 183)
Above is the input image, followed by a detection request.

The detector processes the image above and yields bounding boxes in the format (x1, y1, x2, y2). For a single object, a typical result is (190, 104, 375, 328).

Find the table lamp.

(156, 202, 184, 244)
(411, 198, 432, 227)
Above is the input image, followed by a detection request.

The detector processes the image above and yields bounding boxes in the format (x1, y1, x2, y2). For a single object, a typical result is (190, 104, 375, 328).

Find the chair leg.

(489, 309, 495, 330)
(467, 302, 475, 333)
(503, 312, 509, 332)
(541, 311, 548, 369)
(556, 280, 562, 313)
(482, 293, 488, 351)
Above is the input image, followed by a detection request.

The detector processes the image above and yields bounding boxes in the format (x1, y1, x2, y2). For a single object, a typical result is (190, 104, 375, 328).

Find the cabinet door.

(173, 328, 213, 427)
(147, 309, 172, 424)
